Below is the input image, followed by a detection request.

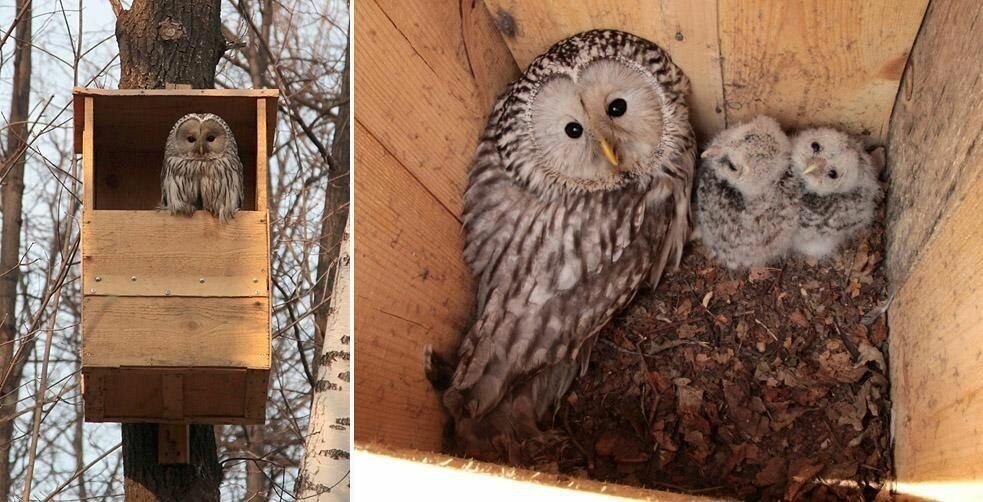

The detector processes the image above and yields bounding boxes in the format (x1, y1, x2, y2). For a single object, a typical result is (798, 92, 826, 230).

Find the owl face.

(702, 115, 790, 196)
(529, 60, 664, 183)
(171, 114, 230, 158)
(495, 30, 693, 195)
(792, 128, 865, 195)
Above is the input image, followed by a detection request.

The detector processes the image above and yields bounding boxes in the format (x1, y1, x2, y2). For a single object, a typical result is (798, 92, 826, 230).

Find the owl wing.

(160, 158, 169, 208)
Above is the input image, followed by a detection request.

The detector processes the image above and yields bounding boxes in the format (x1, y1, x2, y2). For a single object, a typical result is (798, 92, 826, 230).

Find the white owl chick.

(694, 115, 798, 269)
(790, 128, 883, 258)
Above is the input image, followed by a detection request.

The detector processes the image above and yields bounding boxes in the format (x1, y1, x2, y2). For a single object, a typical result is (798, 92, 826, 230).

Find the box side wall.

(353, 0, 519, 450)
(886, 0, 983, 489)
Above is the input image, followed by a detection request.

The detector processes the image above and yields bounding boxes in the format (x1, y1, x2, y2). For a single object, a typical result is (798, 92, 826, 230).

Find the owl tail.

(442, 361, 580, 462)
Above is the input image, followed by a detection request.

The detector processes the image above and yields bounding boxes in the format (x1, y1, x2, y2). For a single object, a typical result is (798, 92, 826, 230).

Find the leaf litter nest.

(521, 214, 892, 501)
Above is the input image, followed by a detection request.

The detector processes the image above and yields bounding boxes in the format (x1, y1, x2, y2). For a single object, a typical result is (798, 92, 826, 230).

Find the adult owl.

(436, 30, 696, 460)
(161, 113, 244, 223)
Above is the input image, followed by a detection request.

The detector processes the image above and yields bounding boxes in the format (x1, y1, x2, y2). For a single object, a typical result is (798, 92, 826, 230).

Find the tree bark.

(116, 0, 226, 88)
(0, 0, 32, 498)
(298, 213, 350, 500)
(115, 0, 226, 500)
(312, 45, 350, 357)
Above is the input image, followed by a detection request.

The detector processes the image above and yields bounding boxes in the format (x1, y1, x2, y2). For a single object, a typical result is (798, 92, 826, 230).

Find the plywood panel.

(482, 0, 725, 138)
(82, 296, 271, 368)
(357, 444, 708, 501)
(83, 367, 268, 424)
(354, 123, 473, 450)
(82, 210, 269, 297)
(885, 0, 983, 287)
(718, 0, 927, 143)
(354, 0, 518, 215)
(890, 171, 983, 484)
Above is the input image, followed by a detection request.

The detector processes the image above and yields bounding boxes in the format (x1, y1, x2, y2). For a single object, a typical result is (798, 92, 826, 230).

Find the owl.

(790, 128, 883, 258)
(694, 115, 798, 269)
(433, 30, 696, 460)
(161, 113, 244, 223)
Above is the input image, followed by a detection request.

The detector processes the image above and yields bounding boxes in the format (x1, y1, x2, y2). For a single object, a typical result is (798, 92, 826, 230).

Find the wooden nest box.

(74, 88, 279, 425)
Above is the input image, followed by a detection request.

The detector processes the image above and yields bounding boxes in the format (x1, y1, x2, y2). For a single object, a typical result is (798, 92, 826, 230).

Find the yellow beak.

(599, 138, 619, 167)
(803, 158, 825, 176)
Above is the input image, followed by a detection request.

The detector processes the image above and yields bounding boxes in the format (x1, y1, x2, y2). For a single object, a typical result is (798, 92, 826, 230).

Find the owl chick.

(431, 30, 696, 461)
(694, 115, 798, 269)
(790, 128, 883, 258)
(161, 113, 244, 223)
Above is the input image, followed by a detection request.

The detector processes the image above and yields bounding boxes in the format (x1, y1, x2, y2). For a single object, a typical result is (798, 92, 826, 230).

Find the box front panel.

(82, 295, 271, 368)
(82, 209, 269, 297)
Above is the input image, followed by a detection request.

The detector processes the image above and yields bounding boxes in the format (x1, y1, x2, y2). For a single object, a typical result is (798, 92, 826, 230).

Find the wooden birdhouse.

(73, 88, 278, 426)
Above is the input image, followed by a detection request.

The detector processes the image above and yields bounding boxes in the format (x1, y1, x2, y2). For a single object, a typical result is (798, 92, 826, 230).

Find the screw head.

(254, 290, 260, 295)
(94, 276, 102, 282)
(165, 290, 171, 296)
(252, 278, 259, 283)
(130, 276, 137, 282)
(199, 278, 205, 284)
(89, 288, 96, 294)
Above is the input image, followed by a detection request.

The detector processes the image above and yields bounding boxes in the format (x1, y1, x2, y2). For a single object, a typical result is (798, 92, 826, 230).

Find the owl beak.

(197, 142, 206, 155)
(599, 138, 619, 168)
(803, 158, 826, 176)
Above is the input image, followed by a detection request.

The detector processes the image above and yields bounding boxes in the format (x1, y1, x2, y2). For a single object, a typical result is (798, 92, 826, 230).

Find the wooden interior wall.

(354, 0, 519, 450)
(482, 0, 927, 143)
(885, 0, 983, 489)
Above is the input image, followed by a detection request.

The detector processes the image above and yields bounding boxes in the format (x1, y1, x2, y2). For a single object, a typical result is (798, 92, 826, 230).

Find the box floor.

(513, 206, 891, 500)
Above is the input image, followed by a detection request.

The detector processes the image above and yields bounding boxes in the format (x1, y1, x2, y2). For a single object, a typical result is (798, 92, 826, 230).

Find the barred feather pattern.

(443, 30, 696, 460)
(796, 170, 881, 257)
(161, 113, 244, 223)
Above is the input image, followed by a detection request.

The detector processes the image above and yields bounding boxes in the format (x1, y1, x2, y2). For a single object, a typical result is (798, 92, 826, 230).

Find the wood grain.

(885, 0, 983, 287)
(718, 0, 927, 143)
(81, 210, 269, 297)
(256, 98, 268, 210)
(354, 0, 518, 216)
(73, 88, 278, 153)
(83, 367, 268, 424)
(890, 171, 983, 484)
(83, 97, 95, 208)
(82, 296, 271, 368)
(482, 0, 725, 138)
(354, 123, 473, 450)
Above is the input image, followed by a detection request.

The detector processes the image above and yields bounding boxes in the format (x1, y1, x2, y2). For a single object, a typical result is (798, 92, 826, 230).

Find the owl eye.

(186, 136, 196, 143)
(206, 135, 216, 142)
(721, 158, 737, 172)
(811, 142, 822, 153)
(607, 98, 627, 117)
(827, 168, 839, 179)
(564, 122, 583, 139)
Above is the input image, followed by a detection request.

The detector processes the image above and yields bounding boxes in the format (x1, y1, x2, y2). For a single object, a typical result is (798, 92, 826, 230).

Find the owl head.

(167, 113, 237, 159)
(495, 30, 694, 194)
(791, 127, 874, 195)
(701, 115, 790, 197)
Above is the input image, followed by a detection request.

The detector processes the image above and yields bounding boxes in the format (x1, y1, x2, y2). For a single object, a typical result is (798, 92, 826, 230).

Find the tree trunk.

(115, 0, 226, 499)
(116, 0, 226, 88)
(298, 213, 351, 500)
(0, 0, 32, 498)
(312, 45, 350, 357)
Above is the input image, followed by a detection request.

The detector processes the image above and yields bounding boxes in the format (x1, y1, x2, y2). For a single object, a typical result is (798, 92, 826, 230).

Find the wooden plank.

(718, 0, 927, 143)
(890, 171, 983, 485)
(885, 0, 983, 286)
(357, 443, 709, 501)
(84, 367, 268, 424)
(355, 0, 518, 215)
(158, 424, 190, 464)
(255, 99, 268, 210)
(482, 0, 725, 138)
(81, 210, 269, 297)
(354, 123, 473, 450)
(83, 97, 95, 209)
(161, 373, 184, 420)
(82, 296, 271, 368)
